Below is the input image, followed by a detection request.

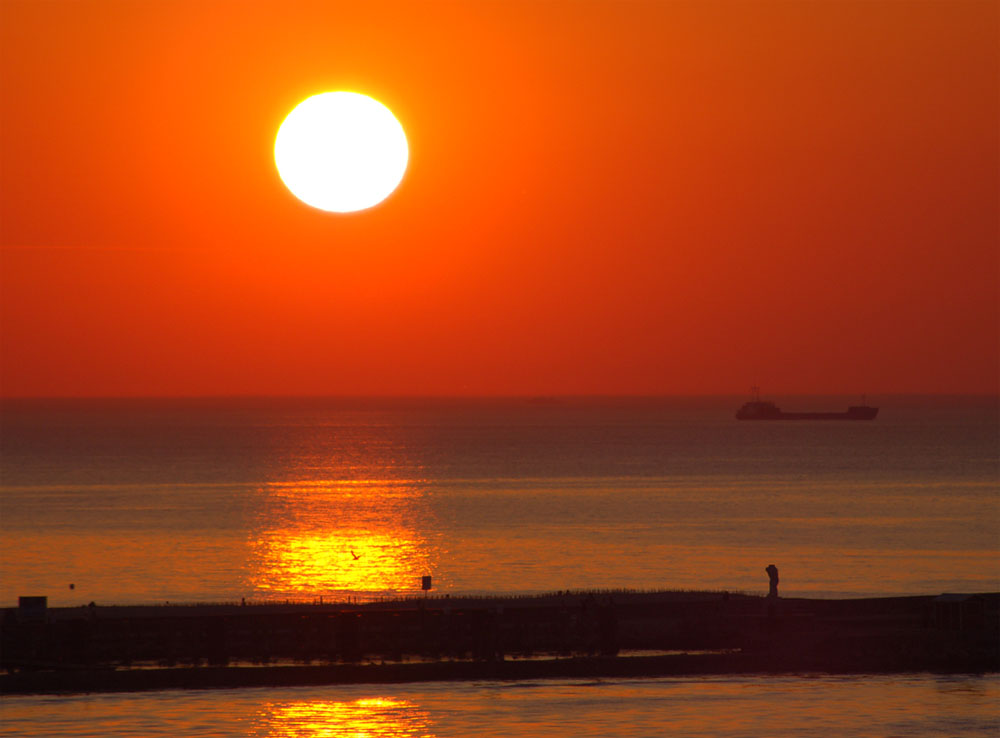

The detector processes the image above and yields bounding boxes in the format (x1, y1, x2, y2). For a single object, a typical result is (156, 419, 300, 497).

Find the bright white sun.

(274, 91, 408, 213)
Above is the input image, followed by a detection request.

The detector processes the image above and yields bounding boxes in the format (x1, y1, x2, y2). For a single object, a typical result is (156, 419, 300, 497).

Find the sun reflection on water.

(249, 480, 437, 601)
(254, 698, 434, 737)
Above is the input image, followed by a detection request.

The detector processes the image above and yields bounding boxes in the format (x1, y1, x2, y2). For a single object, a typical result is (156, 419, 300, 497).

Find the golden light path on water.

(253, 697, 433, 737)
(249, 480, 437, 600)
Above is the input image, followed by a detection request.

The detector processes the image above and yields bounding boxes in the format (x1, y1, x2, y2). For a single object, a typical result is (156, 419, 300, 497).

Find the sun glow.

(249, 480, 435, 600)
(274, 91, 408, 213)
(252, 529, 431, 598)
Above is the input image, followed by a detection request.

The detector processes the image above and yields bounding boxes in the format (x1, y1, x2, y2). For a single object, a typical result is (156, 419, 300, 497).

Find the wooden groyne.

(2, 591, 997, 694)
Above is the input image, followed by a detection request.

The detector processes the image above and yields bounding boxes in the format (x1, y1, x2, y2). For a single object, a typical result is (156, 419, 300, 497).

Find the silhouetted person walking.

(766, 564, 779, 598)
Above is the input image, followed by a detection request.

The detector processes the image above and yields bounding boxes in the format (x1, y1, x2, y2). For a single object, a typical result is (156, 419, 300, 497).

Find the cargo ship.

(736, 388, 878, 420)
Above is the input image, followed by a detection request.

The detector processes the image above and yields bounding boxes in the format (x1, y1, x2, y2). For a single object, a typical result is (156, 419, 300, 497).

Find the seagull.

(351, 550, 361, 560)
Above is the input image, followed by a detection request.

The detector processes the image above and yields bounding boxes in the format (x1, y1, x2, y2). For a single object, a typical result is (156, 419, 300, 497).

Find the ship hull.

(737, 412, 878, 420)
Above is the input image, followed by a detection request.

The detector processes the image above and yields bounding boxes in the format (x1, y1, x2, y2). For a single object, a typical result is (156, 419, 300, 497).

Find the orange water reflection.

(254, 698, 434, 737)
(249, 480, 437, 600)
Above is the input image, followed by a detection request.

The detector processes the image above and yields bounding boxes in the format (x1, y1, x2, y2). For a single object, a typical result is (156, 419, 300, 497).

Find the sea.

(1, 395, 997, 736)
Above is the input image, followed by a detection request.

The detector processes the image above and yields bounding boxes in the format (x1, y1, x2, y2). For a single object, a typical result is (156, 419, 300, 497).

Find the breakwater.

(3, 591, 997, 694)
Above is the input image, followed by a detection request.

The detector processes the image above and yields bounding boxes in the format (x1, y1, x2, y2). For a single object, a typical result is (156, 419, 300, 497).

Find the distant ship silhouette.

(736, 387, 878, 420)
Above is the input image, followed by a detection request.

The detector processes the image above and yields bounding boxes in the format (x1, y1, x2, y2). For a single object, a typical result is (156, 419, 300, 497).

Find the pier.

(2, 591, 997, 694)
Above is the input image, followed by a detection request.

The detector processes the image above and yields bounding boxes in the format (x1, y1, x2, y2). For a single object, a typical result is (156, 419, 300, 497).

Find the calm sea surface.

(2, 676, 998, 738)
(1, 396, 997, 735)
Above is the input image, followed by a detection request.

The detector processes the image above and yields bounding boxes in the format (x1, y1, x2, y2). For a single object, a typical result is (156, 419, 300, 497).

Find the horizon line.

(2, 392, 998, 401)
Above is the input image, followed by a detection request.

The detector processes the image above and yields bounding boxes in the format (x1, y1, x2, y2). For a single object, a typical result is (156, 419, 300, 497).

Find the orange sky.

(1, 0, 997, 397)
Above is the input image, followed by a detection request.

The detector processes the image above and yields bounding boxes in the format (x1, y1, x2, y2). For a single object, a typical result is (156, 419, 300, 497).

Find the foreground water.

(1, 396, 997, 735)
(2, 675, 998, 737)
